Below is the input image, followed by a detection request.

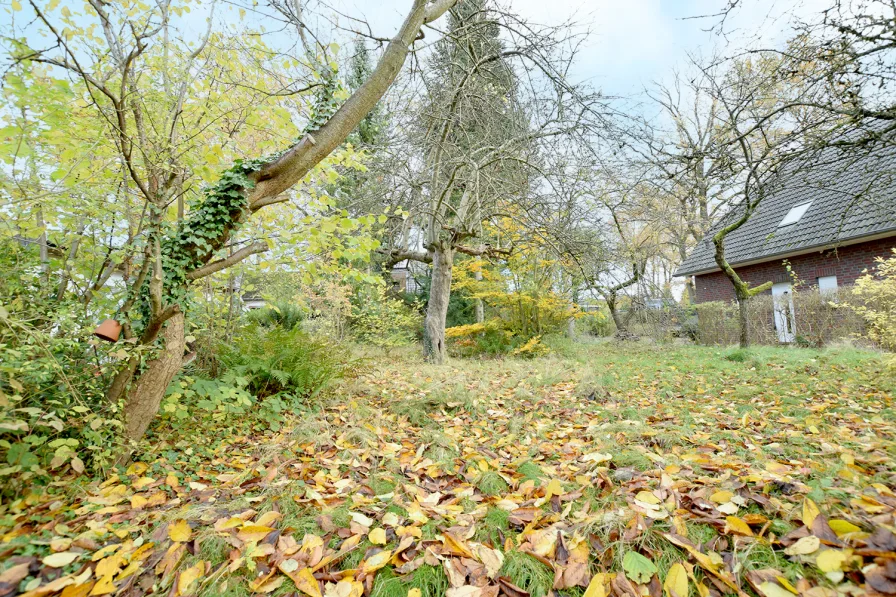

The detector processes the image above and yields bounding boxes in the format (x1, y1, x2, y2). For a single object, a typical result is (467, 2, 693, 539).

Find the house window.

(817, 275, 838, 294)
(778, 201, 813, 227)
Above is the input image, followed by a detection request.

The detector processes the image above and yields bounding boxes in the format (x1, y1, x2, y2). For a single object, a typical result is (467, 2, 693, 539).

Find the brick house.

(675, 135, 896, 342)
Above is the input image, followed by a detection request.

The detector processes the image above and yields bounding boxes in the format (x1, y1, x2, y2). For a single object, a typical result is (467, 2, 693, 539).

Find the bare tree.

(378, 1, 604, 363)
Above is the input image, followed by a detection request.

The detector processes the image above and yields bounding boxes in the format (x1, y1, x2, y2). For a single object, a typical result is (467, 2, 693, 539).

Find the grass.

(476, 470, 510, 496)
(500, 551, 555, 597)
(5, 341, 893, 597)
(371, 565, 449, 597)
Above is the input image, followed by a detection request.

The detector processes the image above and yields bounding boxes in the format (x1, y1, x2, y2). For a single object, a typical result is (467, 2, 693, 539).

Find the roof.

(676, 125, 896, 276)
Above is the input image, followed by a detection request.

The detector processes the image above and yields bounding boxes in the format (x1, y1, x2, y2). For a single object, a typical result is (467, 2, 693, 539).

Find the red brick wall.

(693, 235, 896, 303)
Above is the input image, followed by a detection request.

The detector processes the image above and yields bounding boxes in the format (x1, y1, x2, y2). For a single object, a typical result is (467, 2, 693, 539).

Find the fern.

(220, 325, 348, 400)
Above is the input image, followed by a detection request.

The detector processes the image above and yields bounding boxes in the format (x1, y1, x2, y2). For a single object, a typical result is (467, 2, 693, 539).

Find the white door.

(772, 282, 796, 343)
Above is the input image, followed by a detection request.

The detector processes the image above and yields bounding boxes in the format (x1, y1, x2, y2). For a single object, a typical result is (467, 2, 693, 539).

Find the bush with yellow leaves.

(850, 249, 896, 370)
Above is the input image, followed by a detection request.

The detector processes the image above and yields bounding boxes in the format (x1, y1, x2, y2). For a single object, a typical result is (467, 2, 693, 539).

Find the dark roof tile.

(675, 129, 896, 276)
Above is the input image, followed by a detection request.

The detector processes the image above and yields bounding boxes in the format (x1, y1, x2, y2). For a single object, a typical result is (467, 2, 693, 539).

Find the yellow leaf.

(11, 0, 22, 10)
(723, 516, 753, 537)
(360, 549, 393, 574)
(281, 566, 321, 597)
(252, 576, 285, 593)
(408, 590, 422, 597)
(369, 528, 387, 546)
(777, 577, 799, 594)
(94, 554, 124, 579)
(90, 545, 120, 562)
(758, 582, 797, 597)
(828, 519, 861, 537)
(661, 534, 747, 597)
(816, 549, 848, 572)
(636, 491, 661, 505)
(43, 552, 80, 568)
(709, 490, 733, 504)
(802, 499, 820, 528)
(545, 479, 563, 499)
(784, 535, 820, 556)
(255, 511, 281, 528)
(89, 575, 115, 596)
(168, 520, 192, 543)
(62, 580, 94, 597)
(663, 563, 688, 597)
(236, 525, 275, 543)
(177, 562, 204, 595)
(582, 572, 611, 597)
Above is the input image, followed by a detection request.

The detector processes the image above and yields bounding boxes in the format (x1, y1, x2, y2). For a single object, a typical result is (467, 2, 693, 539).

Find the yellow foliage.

(445, 320, 500, 338)
(850, 249, 896, 371)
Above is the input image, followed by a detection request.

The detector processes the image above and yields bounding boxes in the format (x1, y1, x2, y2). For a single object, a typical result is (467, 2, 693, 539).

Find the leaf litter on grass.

(1, 344, 895, 597)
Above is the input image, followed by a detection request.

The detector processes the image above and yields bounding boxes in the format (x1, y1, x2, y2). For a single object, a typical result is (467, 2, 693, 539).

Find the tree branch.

(186, 241, 269, 280)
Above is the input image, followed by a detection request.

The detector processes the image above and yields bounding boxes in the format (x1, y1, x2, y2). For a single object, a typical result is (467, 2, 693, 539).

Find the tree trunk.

(474, 269, 484, 323)
(686, 277, 697, 304)
(122, 312, 186, 443)
(607, 295, 625, 333)
(737, 295, 749, 349)
(566, 317, 576, 339)
(424, 247, 454, 364)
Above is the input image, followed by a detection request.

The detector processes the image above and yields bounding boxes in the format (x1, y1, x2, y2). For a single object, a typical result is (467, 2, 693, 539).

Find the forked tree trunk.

(424, 247, 454, 364)
(607, 294, 626, 333)
(122, 312, 186, 443)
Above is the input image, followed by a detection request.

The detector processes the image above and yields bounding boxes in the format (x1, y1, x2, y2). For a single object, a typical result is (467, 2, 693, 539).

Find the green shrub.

(161, 371, 299, 433)
(0, 307, 120, 495)
(350, 284, 422, 347)
(220, 325, 348, 400)
(579, 309, 615, 337)
(245, 301, 306, 330)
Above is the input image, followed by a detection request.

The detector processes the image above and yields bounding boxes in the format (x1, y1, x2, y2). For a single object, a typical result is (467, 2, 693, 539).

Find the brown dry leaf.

(0, 563, 30, 589)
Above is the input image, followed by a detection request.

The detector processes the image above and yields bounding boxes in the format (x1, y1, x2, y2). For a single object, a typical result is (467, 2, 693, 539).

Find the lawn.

(2, 341, 895, 597)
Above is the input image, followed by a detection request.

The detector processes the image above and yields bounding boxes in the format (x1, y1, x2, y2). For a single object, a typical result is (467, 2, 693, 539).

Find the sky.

(311, 0, 831, 98)
(1, 0, 830, 102)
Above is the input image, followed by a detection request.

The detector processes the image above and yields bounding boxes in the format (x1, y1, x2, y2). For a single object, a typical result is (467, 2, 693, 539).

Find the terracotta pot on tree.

(93, 319, 122, 342)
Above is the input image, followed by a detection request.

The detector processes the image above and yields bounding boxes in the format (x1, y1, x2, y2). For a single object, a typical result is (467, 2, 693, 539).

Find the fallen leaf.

(663, 563, 688, 597)
(784, 536, 820, 556)
(42, 552, 80, 568)
(622, 551, 657, 584)
(724, 516, 753, 537)
(177, 561, 204, 596)
(168, 520, 192, 543)
(369, 527, 387, 546)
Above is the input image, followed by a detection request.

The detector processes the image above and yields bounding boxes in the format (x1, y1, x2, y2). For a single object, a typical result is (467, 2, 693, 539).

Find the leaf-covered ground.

(2, 342, 895, 597)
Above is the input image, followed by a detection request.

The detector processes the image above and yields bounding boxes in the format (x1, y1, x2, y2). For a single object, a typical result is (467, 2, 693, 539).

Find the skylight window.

(778, 201, 813, 227)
